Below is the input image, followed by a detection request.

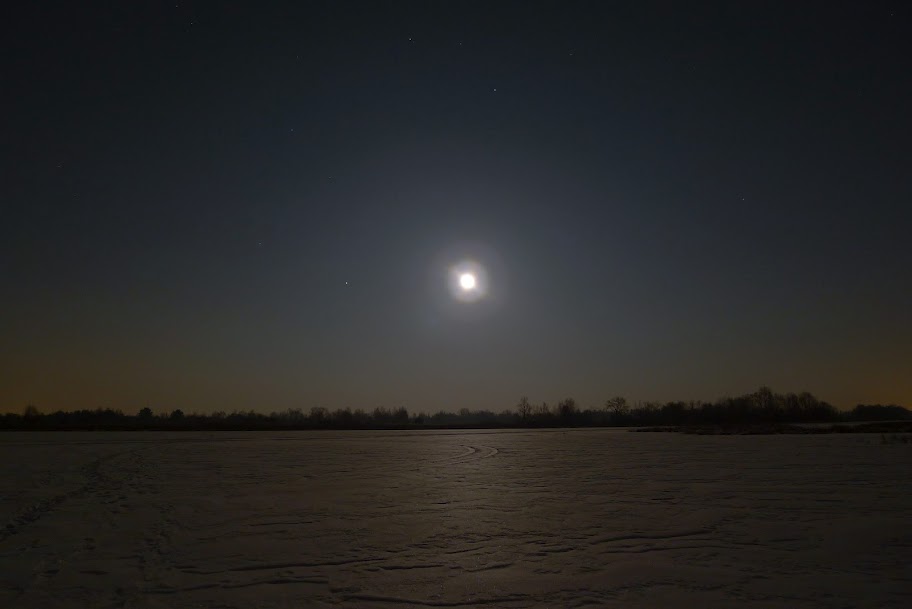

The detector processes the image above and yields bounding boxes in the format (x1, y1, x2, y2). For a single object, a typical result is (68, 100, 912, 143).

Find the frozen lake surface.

(1, 429, 909, 608)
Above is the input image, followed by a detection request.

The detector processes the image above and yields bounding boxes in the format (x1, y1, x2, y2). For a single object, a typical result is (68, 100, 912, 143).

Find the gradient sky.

(3, 1, 910, 413)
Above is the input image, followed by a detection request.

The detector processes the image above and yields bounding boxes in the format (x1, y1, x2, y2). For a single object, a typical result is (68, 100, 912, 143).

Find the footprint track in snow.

(435, 444, 499, 465)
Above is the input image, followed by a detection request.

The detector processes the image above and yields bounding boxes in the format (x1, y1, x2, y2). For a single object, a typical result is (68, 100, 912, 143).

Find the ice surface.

(1, 429, 909, 608)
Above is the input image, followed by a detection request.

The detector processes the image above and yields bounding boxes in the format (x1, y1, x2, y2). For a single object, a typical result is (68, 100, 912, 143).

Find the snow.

(1, 429, 910, 608)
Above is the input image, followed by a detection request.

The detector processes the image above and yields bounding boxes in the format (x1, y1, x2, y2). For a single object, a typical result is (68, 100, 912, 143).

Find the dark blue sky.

(3, 1, 910, 412)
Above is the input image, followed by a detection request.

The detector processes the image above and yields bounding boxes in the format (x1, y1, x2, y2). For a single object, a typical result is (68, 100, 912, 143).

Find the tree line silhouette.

(2, 387, 909, 431)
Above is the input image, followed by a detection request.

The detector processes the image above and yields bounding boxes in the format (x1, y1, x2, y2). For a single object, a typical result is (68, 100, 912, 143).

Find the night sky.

(3, 1, 910, 413)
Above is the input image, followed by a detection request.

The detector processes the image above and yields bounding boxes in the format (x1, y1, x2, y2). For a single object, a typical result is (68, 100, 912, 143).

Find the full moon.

(448, 259, 488, 302)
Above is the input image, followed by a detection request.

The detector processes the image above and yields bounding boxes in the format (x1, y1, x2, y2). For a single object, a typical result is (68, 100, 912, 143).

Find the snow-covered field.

(1, 429, 909, 608)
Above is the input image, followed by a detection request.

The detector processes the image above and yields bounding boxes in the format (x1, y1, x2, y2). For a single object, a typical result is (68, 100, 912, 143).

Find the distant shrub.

(881, 434, 912, 444)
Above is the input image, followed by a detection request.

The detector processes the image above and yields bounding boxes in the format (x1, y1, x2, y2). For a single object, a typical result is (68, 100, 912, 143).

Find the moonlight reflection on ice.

(0, 430, 909, 608)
